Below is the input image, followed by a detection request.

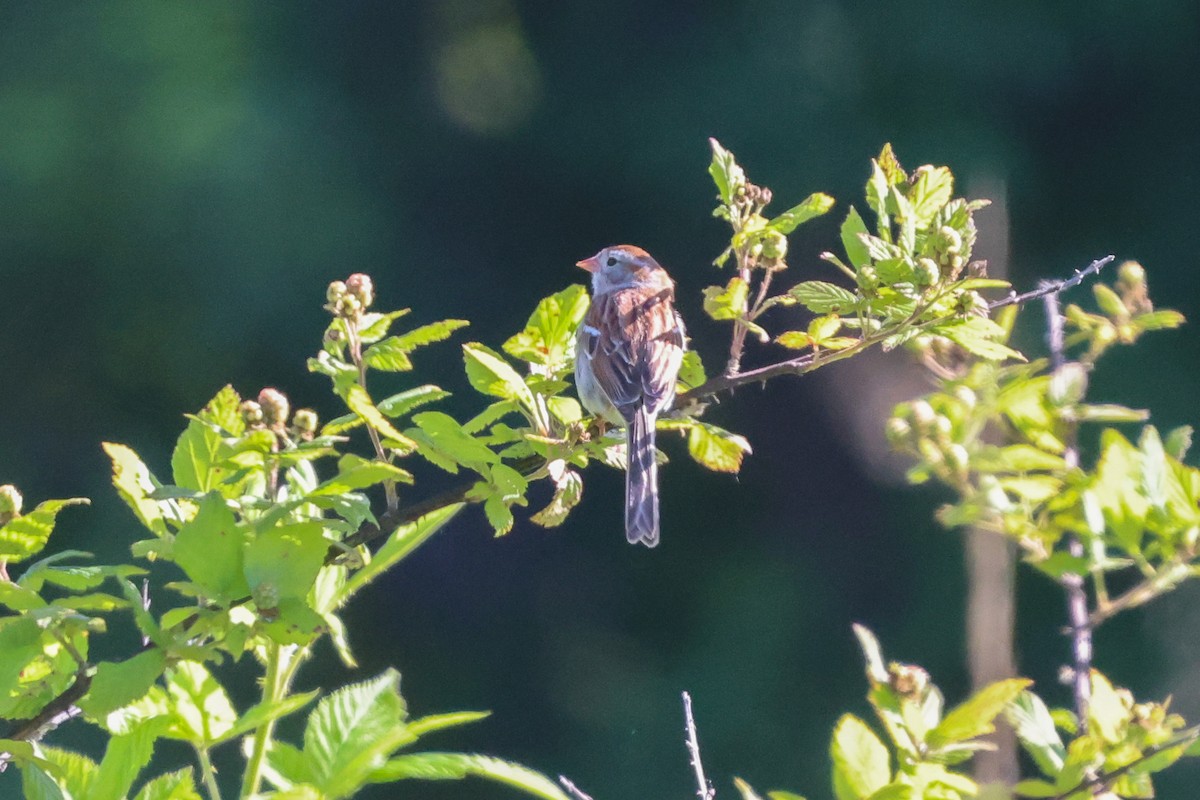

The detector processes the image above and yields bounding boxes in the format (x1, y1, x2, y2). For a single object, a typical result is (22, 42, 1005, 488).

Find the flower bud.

(345, 273, 374, 309)
(935, 415, 953, 437)
(1117, 261, 1145, 287)
(1048, 363, 1089, 407)
(761, 230, 788, 261)
(336, 294, 362, 318)
(946, 443, 970, 473)
(885, 417, 912, 445)
(914, 258, 939, 287)
(293, 408, 318, 438)
(0, 484, 23, 523)
(953, 386, 977, 410)
(936, 226, 962, 255)
(856, 266, 879, 291)
(258, 388, 290, 427)
(239, 400, 265, 427)
(326, 280, 348, 305)
(910, 400, 936, 429)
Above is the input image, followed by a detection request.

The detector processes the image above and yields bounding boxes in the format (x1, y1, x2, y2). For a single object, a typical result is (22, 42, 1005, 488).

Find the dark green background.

(1, 2, 1198, 797)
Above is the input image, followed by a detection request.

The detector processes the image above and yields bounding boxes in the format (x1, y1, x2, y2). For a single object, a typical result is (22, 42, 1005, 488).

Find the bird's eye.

(606, 257, 618, 267)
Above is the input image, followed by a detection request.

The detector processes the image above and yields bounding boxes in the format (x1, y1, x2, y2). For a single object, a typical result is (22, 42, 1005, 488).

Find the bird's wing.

(585, 287, 685, 422)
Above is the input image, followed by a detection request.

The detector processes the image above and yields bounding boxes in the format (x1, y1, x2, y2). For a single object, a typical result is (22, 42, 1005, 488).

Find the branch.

(558, 775, 595, 800)
(1050, 726, 1200, 800)
(683, 691, 715, 800)
(989, 256, 1113, 310)
(1043, 289, 1093, 734)
(0, 669, 91, 766)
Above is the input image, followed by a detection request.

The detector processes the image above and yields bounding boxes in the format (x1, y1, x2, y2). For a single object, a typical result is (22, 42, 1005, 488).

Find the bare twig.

(683, 691, 715, 800)
(1043, 289, 1093, 737)
(989, 256, 1113, 310)
(558, 775, 595, 800)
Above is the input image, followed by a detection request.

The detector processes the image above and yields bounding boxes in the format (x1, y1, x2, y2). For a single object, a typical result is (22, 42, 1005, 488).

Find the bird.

(574, 245, 686, 547)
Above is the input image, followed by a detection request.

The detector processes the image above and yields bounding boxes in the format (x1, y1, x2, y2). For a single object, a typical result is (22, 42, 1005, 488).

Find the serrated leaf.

(79, 649, 167, 719)
(104, 443, 168, 536)
(1087, 670, 1128, 744)
(408, 710, 492, 738)
(776, 331, 813, 350)
(462, 343, 535, 409)
(503, 285, 590, 372)
(171, 412, 225, 493)
(172, 494, 249, 604)
(0, 499, 89, 563)
(337, 381, 419, 453)
(686, 421, 752, 473)
(216, 691, 318, 746)
(0, 617, 47, 703)
(927, 678, 1032, 748)
(938, 317, 1023, 361)
(368, 752, 571, 800)
(768, 193, 835, 234)
(703, 277, 750, 321)
(92, 718, 170, 800)
(530, 470, 583, 528)
(708, 137, 743, 205)
(303, 669, 415, 798)
(411, 412, 499, 473)
(244, 522, 328, 603)
(162, 661, 236, 746)
(676, 350, 708, 394)
(310, 455, 413, 496)
(831, 714, 890, 800)
(30, 746, 99, 800)
(342, 504, 462, 599)
(1135, 309, 1185, 331)
(133, 769, 202, 800)
(789, 281, 859, 314)
(908, 165, 954, 227)
(841, 207, 871, 270)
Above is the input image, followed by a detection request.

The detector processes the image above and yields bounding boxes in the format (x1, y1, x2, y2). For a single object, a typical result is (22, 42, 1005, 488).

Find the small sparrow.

(575, 245, 686, 547)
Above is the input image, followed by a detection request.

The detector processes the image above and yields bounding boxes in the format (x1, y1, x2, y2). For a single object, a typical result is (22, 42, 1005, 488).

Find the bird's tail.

(625, 407, 660, 547)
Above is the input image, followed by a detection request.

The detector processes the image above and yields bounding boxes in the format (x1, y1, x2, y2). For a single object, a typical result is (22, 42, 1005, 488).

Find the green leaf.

(1165, 425, 1193, 460)
(341, 504, 463, 602)
(1135, 309, 1185, 331)
(908, 165, 954, 227)
(927, 678, 1032, 748)
(304, 669, 415, 799)
(788, 281, 859, 314)
(767, 193, 835, 234)
(0, 498, 89, 563)
(363, 320, 469, 372)
(463, 343, 535, 408)
(104, 443, 168, 537)
(0, 617, 47, 703)
(776, 331, 813, 350)
(408, 710, 491, 738)
(1093, 284, 1128, 319)
(172, 494, 249, 603)
(260, 598, 329, 646)
(411, 412, 500, 472)
(831, 714, 890, 800)
(29, 746, 99, 800)
(1013, 778, 1059, 797)
(530, 469, 583, 528)
(21, 763, 69, 800)
(92, 718, 167, 800)
(865, 786, 913, 800)
(503, 285, 590, 371)
(368, 752, 571, 800)
(768, 792, 810, 800)
(245, 522, 328, 603)
(161, 661, 237, 746)
(686, 421, 752, 473)
(733, 777, 767, 800)
(676, 350, 708, 393)
(1004, 690, 1065, 776)
(79, 650, 167, 719)
(310, 454, 413, 496)
(840, 207, 871, 270)
(1086, 670, 1128, 744)
(262, 740, 314, 789)
(355, 309, 411, 344)
(852, 623, 889, 685)
(938, 317, 1023, 361)
(133, 769, 202, 800)
(703, 277, 750, 322)
(708, 137, 744, 205)
(171, 406, 226, 493)
(214, 690, 319, 743)
(337, 381, 419, 454)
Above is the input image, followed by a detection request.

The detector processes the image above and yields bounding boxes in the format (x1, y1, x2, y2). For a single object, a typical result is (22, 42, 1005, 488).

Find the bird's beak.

(576, 255, 602, 273)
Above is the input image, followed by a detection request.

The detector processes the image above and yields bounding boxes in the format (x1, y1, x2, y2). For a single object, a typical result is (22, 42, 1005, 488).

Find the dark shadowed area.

(1, 2, 1198, 797)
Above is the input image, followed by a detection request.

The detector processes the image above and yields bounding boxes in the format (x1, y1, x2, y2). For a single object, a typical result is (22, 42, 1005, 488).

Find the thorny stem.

(1044, 289, 1093, 739)
(989, 256, 1113, 310)
(683, 691, 715, 800)
(558, 775, 595, 800)
(1090, 559, 1193, 627)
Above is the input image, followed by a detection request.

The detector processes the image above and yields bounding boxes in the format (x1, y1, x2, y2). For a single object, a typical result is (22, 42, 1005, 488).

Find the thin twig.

(989, 256, 1113, 310)
(1043, 290, 1093, 737)
(558, 775, 595, 800)
(683, 691, 715, 800)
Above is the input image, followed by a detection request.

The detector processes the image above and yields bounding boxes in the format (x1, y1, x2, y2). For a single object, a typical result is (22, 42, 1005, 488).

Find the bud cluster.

(889, 388, 977, 486)
(240, 388, 319, 441)
(325, 273, 376, 319)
